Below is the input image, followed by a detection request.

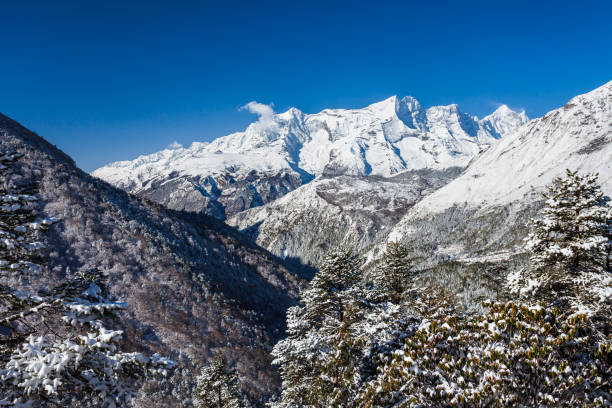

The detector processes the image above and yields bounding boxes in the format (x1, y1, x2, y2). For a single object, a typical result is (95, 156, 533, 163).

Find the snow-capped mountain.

(226, 81, 612, 269)
(92, 97, 527, 219)
(380, 80, 612, 263)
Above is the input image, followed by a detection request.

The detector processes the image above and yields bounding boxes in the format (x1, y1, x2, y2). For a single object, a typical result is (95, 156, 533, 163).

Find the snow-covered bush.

(361, 301, 611, 407)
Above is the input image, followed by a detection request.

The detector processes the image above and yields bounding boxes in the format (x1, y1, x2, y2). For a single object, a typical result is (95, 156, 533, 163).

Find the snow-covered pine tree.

(516, 169, 612, 312)
(606, 210, 612, 272)
(372, 241, 420, 306)
(0, 151, 49, 280)
(270, 247, 368, 407)
(268, 305, 318, 407)
(0, 152, 173, 407)
(302, 247, 363, 325)
(192, 352, 243, 408)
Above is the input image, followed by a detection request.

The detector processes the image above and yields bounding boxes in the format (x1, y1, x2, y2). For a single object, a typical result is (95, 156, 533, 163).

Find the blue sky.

(1, 1, 611, 172)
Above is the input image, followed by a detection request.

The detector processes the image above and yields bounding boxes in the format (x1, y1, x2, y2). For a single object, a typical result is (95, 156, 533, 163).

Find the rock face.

(92, 97, 527, 219)
(0, 113, 306, 406)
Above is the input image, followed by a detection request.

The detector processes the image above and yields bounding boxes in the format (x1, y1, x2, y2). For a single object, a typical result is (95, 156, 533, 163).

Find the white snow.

(400, 81, 612, 215)
(92, 96, 527, 192)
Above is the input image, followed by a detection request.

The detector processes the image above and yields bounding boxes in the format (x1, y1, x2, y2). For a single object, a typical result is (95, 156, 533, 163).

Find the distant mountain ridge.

(92, 96, 527, 219)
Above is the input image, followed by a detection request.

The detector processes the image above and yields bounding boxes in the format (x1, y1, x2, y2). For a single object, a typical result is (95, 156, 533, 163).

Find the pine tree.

(516, 169, 612, 312)
(302, 247, 364, 326)
(0, 152, 174, 407)
(606, 212, 612, 272)
(372, 241, 420, 306)
(526, 169, 610, 273)
(193, 352, 243, 408)
(270, 248, 368, 407)
(0, 151, 48, 280)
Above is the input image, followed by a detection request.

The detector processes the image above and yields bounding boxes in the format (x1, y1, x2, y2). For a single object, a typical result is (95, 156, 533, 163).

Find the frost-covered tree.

(360, 301, 612, 407)
(302, 247, 364, 325)
(0, 271, 174, 407)
(526, 170, 610, 273)
(0, 152, 173, 407)
(270, 247, 419, 407)
(0, 151, 49, 279)
(513, 169, 612, 312)
(371, 241, 420, 306)
(192, 352, 243, 408)
(268, 305, 316, 407)
(270, 248, 370, 407)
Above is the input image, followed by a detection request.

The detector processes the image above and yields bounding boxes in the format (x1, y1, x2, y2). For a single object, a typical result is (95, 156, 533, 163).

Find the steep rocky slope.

(0, 113, 305, 405)
(228, 168, 461, 266)
(92, 97, 527, 219)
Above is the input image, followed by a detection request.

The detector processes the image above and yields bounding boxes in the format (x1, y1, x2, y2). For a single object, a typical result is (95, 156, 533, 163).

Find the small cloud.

(240, 101, 278, 133)
(167, 141, 183, 149)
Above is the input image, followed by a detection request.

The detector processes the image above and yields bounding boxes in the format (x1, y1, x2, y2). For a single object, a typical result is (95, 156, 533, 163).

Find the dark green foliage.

(193, 353, 244, 408)
(361, 302, 611, 407)
(303, 247, 363, 324)
(371, 241, 420, 306)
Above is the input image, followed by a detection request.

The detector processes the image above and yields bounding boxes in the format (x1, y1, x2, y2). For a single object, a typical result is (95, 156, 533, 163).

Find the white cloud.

(240, 101, 278, 133)
(167, 141, 183, 149)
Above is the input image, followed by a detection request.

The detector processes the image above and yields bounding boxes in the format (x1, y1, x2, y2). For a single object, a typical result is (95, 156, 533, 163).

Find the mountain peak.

(480, 105, 529, 139)
(365, 95, 399, 117)
(399, 96, 422, 111)
(493, 104, 512, 113)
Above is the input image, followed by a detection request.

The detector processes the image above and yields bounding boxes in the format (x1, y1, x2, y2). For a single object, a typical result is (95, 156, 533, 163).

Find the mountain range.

(93, 96, 528, 220)
(94, 81, 611, 272)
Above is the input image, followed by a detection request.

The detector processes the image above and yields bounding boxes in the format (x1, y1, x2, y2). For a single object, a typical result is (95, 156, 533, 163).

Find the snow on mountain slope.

(408, 80, 612, 215)
(227, 168, 462, 266)
(381, 80, 612, 263)
(92, 97, 527, 219)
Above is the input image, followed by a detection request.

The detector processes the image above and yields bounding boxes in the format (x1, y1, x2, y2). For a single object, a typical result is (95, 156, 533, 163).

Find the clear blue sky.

(1, 1, 610, 172)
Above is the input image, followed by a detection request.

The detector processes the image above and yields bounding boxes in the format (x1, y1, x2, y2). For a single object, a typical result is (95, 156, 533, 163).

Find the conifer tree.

(302, 247, 364, 326)
(270, 248, 367, 407)
(372, 241, 419, 306)
(193, 352, 243, 408)
(526, 169, 610, 273)
(515, 169, 612, 312)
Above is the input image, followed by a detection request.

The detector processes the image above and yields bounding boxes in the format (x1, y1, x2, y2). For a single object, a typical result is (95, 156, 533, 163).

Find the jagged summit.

(392, 80, 612, 217)
(480, 105, 529, 139)
(92, 95, 528, 218)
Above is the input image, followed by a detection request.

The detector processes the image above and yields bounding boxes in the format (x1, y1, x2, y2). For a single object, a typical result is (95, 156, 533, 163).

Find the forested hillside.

(0, 113, 306, 406)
